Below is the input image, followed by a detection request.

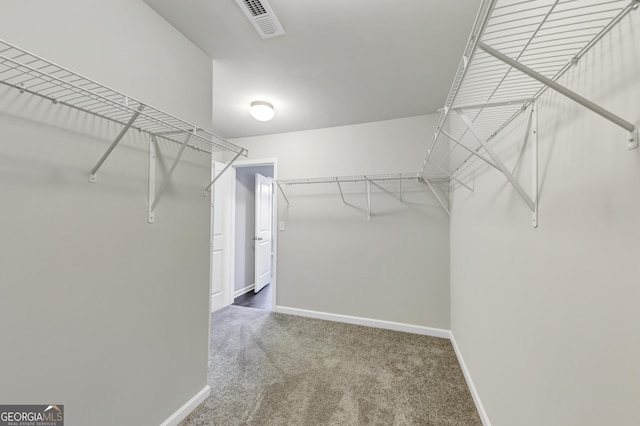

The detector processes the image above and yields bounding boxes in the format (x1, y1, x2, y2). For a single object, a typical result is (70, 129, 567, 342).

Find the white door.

(211, 162, 233, 312)
(254, 173, 273, 293)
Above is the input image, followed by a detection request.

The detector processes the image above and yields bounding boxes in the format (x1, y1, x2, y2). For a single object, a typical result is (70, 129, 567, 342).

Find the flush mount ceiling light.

(250, 101, 275, 122)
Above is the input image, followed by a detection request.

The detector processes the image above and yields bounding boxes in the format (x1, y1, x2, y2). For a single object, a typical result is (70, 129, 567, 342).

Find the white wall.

(450, 11, 640, 426)
(232, 115, 451, 329)
(0, 1, 212, 425)
(234, 165, 274, 292)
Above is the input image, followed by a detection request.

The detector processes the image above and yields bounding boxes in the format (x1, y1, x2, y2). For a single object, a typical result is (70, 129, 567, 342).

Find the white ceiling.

(143, 0, 481, 139)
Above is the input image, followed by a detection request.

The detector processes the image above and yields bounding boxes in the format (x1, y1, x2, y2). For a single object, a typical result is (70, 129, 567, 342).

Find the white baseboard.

(234, 284, 255, 298)
(449, 332, 491, 426)
(160, 385, 210, 426)
(275, 305, 450, 339)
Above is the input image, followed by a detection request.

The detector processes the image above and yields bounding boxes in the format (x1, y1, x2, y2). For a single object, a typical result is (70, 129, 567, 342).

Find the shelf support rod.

(150, 130, 194, 212)
(426, 158, 474, 192)
(478, 41, 638, 150)
(365, 178, 371, 221)
(335, 178, 347, 205)
(457, 110, 536, 212)
(204, 151, 243, 194)
(89, 104, 144, 182)
(531, 101, 539, 228)
(148, 136, 157, 223)
(440, 129, 499, 171)
(277, 182, 290, 205)
(422, 179, 450, 217)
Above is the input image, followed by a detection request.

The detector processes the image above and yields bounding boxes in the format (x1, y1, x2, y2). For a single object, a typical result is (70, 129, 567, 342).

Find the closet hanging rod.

(0, 39, 247, 157)
(478, 40, 636, 134)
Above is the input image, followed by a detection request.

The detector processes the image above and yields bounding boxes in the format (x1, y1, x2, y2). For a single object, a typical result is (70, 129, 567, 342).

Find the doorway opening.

(230, 159, 277, 311)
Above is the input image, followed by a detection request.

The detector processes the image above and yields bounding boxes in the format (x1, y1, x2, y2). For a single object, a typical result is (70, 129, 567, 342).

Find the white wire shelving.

(0, 38, 248, 222)
(277, 172, 452, 220)
(420, 0, 639, 227)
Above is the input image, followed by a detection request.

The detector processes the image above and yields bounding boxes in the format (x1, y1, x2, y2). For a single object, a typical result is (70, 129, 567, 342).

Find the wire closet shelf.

(276, 172, 453, 219)
(421, 0, 639, 180)
(0, 38, 247, 157)
(278, 172, 448, 186)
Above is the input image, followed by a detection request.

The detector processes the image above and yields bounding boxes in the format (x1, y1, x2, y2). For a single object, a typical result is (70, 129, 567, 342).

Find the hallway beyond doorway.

(233, 284, 272, 311)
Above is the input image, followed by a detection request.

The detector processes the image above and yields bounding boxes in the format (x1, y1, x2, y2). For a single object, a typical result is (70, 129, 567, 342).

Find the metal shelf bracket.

(420, 178, 450, 217)
(148, 135, 157, 223)
(440, 129, 499, 172)
(277, 182, 290, 206)
(630, 128, 639, 150)
(365, 179, 372, 221)
(335, 178, 347, 206)
(89, 104, 145, 183)
(426, 158, 474, 192)
(147, 128, 196, 223)
(203, 151, 244, 196)
(456, 110, 536, 213)
(531, 102, 539, 228)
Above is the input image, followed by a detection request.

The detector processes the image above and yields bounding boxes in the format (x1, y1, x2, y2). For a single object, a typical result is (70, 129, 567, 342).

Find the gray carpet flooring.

(180, 306, 481, 426)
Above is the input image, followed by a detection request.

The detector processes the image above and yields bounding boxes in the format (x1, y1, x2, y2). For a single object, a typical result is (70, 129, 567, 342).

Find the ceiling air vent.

(235, 0, 285, 39)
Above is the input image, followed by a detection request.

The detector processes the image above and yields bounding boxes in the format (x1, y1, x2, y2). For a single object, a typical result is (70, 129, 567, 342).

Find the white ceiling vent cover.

(234, 0, 285, 39)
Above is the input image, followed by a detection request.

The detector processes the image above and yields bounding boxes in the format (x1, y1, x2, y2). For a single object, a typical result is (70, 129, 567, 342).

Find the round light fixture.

(250, 101, 275, 122)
